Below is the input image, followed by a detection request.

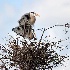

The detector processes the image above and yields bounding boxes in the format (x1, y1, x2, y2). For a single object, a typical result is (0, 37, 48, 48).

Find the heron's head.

(30, 12, 40, 17)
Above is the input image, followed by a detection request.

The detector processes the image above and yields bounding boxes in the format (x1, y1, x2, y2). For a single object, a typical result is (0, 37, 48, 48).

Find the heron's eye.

(31, 12, 34, 14)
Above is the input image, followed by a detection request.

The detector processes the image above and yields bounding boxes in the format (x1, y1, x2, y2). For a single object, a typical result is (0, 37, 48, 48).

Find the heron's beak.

(35, 13, 40, 17)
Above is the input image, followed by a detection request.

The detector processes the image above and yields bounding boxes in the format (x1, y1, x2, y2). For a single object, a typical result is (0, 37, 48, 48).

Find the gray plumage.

(12, 12, 39, 40)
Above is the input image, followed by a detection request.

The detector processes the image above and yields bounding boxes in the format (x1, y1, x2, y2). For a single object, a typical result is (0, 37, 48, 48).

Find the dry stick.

(0, 59, 5, 69)
(1, 45, 10, 53)
(38, 28, 46, 46)
(8, 35, 15, 40)
(38, 25, 55, 46)
(1, 45, 12, 59)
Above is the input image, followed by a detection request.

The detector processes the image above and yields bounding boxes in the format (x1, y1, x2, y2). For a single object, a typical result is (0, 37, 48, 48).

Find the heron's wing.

(12, 26, 25, 37)
(12, 25, 33, 39)
(18, 13, 30, 26)
(18, 16, 27, 26)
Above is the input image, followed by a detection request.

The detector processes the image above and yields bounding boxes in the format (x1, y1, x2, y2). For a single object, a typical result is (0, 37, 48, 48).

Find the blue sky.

(0, 0, 70, 70)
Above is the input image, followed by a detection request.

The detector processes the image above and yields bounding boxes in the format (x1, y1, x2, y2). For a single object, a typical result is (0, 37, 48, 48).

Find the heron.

(12, 12, 40, 40)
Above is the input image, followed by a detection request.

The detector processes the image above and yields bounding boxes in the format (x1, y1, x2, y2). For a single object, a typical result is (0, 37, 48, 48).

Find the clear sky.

(0, 0, 70, 70)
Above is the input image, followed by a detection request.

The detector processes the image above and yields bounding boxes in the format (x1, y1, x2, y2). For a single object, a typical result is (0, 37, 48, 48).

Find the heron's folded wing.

(18, 13, 30, 26)
(12, 26, 25, 37)
(12, 26, 34, 40)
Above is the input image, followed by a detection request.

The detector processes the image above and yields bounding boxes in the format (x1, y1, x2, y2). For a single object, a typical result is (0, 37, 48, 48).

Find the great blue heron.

(12, 12, 40, 40)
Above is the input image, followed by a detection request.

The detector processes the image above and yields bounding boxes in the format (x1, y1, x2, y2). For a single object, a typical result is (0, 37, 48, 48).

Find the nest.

(7, 39, 68, 70)
(0, 28, 69, 70)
